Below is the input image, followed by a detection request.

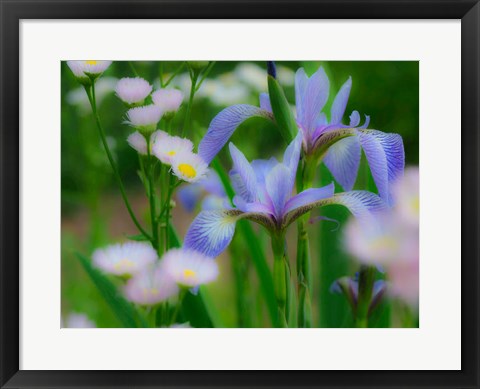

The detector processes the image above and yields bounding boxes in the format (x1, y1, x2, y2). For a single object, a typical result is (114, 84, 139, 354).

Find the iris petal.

(228, 143, 257, 202)
(265, 163, 294, 220)
(282, 132, 303, 191)
(301, 67, 330, 134)
(323, 136, 361, 191)
(259, 93, 272, 113)
(295, 68, 309, 122)
(349, 110, 361, 127)
(184, 210, 242, 258)
(330, 77, 352, 125)
(177, 184, 202, 212)
(198, 105, 272, 164)
(283, 190, 386, 228)
(358, 130, 405, 205)
(283, 183, 335, 215)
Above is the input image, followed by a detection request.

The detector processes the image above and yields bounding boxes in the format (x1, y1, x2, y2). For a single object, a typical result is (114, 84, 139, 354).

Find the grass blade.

(75, 252, 147, 328)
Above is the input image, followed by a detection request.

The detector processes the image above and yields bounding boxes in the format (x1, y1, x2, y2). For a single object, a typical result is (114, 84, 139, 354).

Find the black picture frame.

(1, 1, 478, 388)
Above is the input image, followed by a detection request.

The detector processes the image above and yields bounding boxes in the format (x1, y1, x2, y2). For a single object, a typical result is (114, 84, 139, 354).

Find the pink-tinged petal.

(323, 135, 361, 191)
(265, 163, 294, 220)
(330, 77, 352, 124)
(283, 183, 335, 215)
(184, 210, 242, 258)
(229, 143, 257, 202)
(198, 105, 272, 164)
(259, 93, 272, 113)
(358, 130, 405, 205)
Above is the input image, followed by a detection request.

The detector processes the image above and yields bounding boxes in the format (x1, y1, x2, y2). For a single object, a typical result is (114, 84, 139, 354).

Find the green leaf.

(198, 287, 224, 328)
(267, 75, 297, 143)
(75, 252, 147, 328)
(167, 223, 181, 248)
(182, 291, 214, 328)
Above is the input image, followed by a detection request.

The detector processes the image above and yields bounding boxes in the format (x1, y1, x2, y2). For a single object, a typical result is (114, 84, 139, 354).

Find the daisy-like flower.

(171, 151, 209, 183)
(392, 167, 419, 226)
(152, 89, 184, 113)
(124, 263, 179, 305)
(63, 313, 96, 328)
(152, 132, 193, 164)
(344, 213, 416, 266)
(116, 77, 152, 105)
(343, 168, 419, 309)
(66, 60, 112, 83)
(125, 104, 163, 133)
(127, 130, 163, 155)
(92, 241, 157, 277)
(161, 248, 219, 288)
(388, 255, 419, 308)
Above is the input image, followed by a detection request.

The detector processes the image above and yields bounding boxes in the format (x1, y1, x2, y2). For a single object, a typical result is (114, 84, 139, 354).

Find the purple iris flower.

(197, 66, 405, 205)
(185, 133, 386, 258)
(330, 275, 387, 314)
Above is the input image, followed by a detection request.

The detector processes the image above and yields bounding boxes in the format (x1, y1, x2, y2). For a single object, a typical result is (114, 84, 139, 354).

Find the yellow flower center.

(114, 258, 135, 271)
(183, 269, 196, 279)
(178, 163, 196, 179)
(85, 60, 98, 65)
(167, 150, 176, 156)
(142, 287, 158, 298)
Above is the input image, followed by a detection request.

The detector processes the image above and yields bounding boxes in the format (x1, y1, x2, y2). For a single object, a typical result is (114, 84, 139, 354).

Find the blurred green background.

(61, 61, 419, 328)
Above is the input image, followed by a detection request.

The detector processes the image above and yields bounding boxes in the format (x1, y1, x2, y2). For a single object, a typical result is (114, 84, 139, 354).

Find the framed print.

(1, 0, 479, 388)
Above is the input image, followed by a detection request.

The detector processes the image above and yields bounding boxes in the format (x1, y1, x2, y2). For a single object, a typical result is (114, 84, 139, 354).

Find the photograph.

(61, 60, 419, 329)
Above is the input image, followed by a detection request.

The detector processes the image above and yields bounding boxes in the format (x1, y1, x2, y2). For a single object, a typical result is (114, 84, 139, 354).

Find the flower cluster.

(66, 60, 415, 329)
(93, 242, 219, 306)
(344, 167, 419, 308)
(111, 74, 210, 184)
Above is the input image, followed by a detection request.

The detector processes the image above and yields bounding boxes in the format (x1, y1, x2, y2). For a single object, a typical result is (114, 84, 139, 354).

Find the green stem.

(231, 239, 253, 328)
(129, 61, 140, 77)
(295, 157, 316, 327)
(164, 175, 175, 250)
(146, 306, 158, 328)
(355, 265, 376, 328)
(86, 83, 152, 241)
(159, 63, 165, 87)
(181, 69, 199, 137)
(146, 137, 159, 252)
(271, 234, 289, 328)
(164, 62, 186, 87)
(195, 61, 216, 91)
